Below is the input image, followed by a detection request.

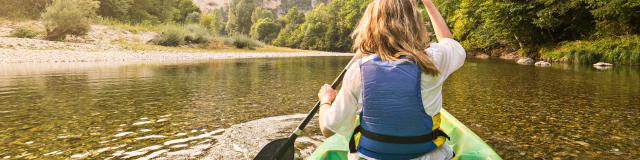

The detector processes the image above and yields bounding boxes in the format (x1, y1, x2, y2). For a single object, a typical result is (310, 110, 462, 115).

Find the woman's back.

(317, 0, 466, 159)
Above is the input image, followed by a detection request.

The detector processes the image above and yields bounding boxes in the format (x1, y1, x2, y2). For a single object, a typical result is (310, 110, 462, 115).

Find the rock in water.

(534, 61, 551, 67)
(593, 62, 613, 70)
(593, 62, 613, 66)
(517, 58, 535, 65)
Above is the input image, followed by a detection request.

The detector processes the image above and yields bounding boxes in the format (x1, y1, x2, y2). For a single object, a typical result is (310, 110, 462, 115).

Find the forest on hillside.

(1, 0, 638, 64)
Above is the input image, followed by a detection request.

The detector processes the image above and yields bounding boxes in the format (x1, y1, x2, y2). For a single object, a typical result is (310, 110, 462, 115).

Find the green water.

(0, 57, 638, 159)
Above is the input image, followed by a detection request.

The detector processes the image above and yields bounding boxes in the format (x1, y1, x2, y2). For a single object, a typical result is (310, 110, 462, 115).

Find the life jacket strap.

(348, 126, 449, 153)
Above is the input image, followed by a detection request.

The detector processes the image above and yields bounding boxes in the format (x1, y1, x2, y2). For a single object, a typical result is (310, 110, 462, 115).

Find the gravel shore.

(0, 48, 353, 64)
(0, 22, 352, 65)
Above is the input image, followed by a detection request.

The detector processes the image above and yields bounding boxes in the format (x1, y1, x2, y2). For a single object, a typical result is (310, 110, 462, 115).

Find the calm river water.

(0, 57, 638, 159)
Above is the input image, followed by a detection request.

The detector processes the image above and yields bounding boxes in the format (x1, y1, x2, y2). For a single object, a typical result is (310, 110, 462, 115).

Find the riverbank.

(0, 21, 352, 65)
(0, 48, 352, 64)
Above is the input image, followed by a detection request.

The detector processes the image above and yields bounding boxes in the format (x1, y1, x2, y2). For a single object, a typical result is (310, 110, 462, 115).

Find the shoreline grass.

(541, 35, 640, 65)
(122, 43, 317, 53)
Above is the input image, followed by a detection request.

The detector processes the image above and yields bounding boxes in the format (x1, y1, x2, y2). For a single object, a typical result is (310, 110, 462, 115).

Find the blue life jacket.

(353, 54, 448, 160)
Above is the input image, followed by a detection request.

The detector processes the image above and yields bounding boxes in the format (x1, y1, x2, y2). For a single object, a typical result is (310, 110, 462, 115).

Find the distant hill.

(192, 0, 330, 14)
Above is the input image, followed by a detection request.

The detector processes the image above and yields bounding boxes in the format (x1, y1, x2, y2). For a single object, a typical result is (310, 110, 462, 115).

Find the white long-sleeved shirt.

(323, 38, 466, 160)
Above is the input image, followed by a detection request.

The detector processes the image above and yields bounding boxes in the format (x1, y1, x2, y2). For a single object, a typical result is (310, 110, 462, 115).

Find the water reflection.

(443, 59, 640, 159)
(0, 57, 350, 159)
(0, 57, 638, 159)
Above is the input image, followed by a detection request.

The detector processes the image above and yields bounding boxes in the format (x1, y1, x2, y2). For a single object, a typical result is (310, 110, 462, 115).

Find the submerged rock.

(593, 62, 613, 66)
(517, 58, 535, 65)
(593, 62, 613, 70)
(534, 61, 551, 67)
(200, 114, 324, 160)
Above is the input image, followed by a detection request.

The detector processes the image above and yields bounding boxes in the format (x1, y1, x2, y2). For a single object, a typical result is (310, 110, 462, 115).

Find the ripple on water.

(163, 129, 224, 146)
(132, 121, 153, 126)
(134, 135, 167, 140)
(114, 132, 134, 137)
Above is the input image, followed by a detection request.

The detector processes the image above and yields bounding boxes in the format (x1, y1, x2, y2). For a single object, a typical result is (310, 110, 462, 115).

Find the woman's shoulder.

(425, 38, 466, 76)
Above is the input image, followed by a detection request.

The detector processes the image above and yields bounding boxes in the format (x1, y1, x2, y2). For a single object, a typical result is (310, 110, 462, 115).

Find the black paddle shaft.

(266, 55, 357, 160)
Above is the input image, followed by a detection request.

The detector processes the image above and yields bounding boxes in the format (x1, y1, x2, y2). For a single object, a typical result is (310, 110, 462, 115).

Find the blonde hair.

(352, 0, 439, 75)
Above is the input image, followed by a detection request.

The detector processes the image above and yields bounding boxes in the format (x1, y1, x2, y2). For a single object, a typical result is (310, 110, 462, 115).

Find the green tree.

(41, 0, 100, 40)
(97, 0, 132, 20)
(227, 0, 260, 35)
(124, 0, 199, 24)
(274, 0, 370, 51)
(251, 7, 275, 24)
(273, 7, 305, 47)
(250, 18, 281, 43)
(586, 0, 640, 36)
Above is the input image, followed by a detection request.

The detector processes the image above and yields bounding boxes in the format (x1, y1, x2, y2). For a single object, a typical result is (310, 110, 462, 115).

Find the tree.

(251, 7, 275, 24)
(41, 0, 100, 40)
(227, 0, 260, 35)
(250, 18, 281, 43)
(97, 0, 132, 20)
(273, 7, 305, 47)
(273, 0, 370, 51)
(587, 0, 640, 36)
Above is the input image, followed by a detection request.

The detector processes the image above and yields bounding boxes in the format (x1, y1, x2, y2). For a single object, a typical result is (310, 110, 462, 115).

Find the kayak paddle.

(254, 55, 357, 160)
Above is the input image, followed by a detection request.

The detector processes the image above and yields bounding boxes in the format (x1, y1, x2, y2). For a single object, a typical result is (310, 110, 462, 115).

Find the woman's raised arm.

(422, 0, 453, 41)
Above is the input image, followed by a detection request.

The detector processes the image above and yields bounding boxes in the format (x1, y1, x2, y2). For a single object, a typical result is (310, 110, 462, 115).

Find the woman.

(317, 0, 466, 159)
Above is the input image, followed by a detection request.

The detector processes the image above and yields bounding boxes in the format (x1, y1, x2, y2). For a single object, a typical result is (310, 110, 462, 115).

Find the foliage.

(586, 0, 640, 37)
(251, 7, 275, 24)
(200, 8, 227, 36)
(10, 27, 39, 39)
(272, 7, 305, 47)
(424, 0, 639, 57)
(97, 0, 199, 24)
(152, 24, 212, 46)
(184, 24, 212, 44)
(185, 12, 201, 24)
(228, 34, 264, 49)
(97, 0, 132, 20)
(41, 0, 100, 41)
(97, 17, 161, 33)
(250, 18, 280, 43)
(152, 24, 187, 46)
(227, 0, 260, 35)
(542, 35, 640, 65)
(273, 0, 370, 51)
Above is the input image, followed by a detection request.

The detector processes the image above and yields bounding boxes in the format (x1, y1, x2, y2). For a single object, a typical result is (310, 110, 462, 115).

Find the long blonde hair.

(352, 0, 439, 75)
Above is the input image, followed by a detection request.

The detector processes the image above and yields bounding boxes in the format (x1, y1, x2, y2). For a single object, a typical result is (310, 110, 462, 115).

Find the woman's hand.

(318, 84, 337, 137)
(318, 84, 337, 104)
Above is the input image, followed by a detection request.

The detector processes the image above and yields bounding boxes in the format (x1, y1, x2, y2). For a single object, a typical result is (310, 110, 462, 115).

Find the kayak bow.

(309, 110, 502, 160)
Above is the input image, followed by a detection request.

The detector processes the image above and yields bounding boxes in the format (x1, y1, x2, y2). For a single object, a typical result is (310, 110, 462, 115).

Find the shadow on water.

(0, 57, 638, 159)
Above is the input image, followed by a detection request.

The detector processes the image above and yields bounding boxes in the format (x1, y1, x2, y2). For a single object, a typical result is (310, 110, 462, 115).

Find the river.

(0, 57, 638, 159)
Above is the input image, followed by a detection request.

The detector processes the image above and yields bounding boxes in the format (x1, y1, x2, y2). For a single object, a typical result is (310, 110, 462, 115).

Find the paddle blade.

(254, 138, 294, 160)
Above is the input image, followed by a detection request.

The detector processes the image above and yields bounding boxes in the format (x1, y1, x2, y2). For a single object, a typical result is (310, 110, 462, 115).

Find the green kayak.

(308, 110, 502, 160)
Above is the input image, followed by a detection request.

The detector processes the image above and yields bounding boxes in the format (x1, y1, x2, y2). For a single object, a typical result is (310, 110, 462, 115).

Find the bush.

(230, 35, 264, 49)
(41, 0, 99, 41)
(10, 27, 39, 38)
(206, 37, 227, 49)
(542, 35, 640, 65)
(184, 24, 212, 44)
(185, 12, 200, 24)
(152, 25, 187, 46)
(152, 24, 213, 46)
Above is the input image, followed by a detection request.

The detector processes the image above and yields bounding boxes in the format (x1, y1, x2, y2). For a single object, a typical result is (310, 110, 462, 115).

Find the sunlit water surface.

(0, 57, 638, 159)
